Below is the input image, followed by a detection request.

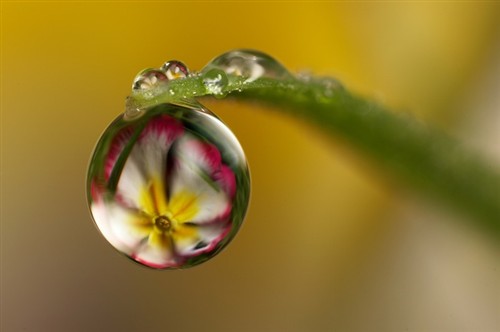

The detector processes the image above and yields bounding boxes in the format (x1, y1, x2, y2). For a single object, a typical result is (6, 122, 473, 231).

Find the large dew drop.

(87, 103, 250, 269)
(202, 49, 292, 83)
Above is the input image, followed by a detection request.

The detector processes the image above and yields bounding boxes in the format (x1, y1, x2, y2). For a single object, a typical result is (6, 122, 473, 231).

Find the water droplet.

(296, 71, 313, 83)
(202, 49, 292, 83)
(311, 76, 344, 102)
(132, 69, 168, 91)
(124, 97, 145, 120)
(161, 60, 189, 80)
(202, 68, 228, 96)
(318, 77, 343, 97)
(87, 103, 250, 269)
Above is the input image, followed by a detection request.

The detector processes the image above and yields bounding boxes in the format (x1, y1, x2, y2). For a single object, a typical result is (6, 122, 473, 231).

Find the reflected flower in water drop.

(90, 115, 236, 269)
(224, 57, 264, 83)
(161, 60, 189, 80)
(132, 69, 168, 91)
(203, 49, 292, 84)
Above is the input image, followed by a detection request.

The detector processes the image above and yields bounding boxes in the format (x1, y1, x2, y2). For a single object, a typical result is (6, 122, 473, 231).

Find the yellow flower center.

(138, 177, 201, 245)
(154, 215, 171, 232)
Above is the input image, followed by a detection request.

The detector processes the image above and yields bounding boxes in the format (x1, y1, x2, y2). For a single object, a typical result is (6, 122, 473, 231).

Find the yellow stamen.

(139, 176, 169, 216)
(154, 215, 171, 232)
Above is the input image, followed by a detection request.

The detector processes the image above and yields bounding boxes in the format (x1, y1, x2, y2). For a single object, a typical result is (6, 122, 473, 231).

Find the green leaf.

(128, 58, 500, 238)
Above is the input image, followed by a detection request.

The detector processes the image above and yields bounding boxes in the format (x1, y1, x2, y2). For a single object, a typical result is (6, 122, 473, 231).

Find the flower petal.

(104, 127, 134, 180)
(91, 199, 152, 255)
(172, 222, 231, 257)
(115, 115, 183, 212)
(176, 138, 222, 175)
(139, 176, 169, 217)
(169, 135, 233, 224)
(214, 164, 236, 198)
(137, 114, 183, 178)
(114, 147, 147, 209)
(133, 231, 179, 268)
(168, 190, 200, 223)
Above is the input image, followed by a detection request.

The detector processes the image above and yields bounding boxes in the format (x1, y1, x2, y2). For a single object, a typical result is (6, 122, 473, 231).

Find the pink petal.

(139, 114, 184, 146)
(170, 159, 232, 224)
(214, 165, 236, 198)
(137, 114, 184, 179)
(115, 115, 184, 210)
(173, 135, 237, 197)
(174, 222, 231, 257)
(175, 136, 222, 175)
(104, 127, 134, 180)
(90, 179, 105, 202)
(169, 134, 235, 224)
(132, 233, 180, 268)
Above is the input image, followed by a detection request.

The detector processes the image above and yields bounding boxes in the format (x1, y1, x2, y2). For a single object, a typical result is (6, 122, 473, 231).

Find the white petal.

(170, 135, 232, 224)
(115, 146, 147, 209)
(91, 199, 150, 255)
(174, 223, 230, 257)
(170, 161, 231, 224)
(139, 130, 171, 178)
(133, 234, 178, 268)
(174, 135, 221, 174)
(115, 115, 182, 209)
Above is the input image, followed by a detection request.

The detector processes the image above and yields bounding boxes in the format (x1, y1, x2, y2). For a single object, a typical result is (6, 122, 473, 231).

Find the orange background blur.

(2, 2, 500, 331)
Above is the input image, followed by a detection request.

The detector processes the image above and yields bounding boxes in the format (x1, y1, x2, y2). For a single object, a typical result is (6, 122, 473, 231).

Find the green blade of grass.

(130, 72, 500, 237)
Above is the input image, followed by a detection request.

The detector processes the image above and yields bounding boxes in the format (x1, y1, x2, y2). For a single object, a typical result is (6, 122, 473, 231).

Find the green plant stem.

(130, 75, 500, 236)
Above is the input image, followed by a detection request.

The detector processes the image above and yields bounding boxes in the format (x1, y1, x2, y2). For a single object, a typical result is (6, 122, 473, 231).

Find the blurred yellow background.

(2, 2, 499, 331)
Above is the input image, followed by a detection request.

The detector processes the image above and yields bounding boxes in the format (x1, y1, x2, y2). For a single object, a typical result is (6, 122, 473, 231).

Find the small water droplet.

(319, 77, 343, 97)
(132, 69, 168, 91)
(202, 68, 228, 95)
(124, 96, 145, 120)
(313, 76, 344, 102)
(125, 108, 142, 120)
(296, 71, 313, 83)
(202, 49, 292, 83)
(161, 60, 189, 80)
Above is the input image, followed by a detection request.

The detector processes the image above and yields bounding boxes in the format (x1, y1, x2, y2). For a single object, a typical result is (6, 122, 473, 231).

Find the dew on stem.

(202, 49, 292, 84)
